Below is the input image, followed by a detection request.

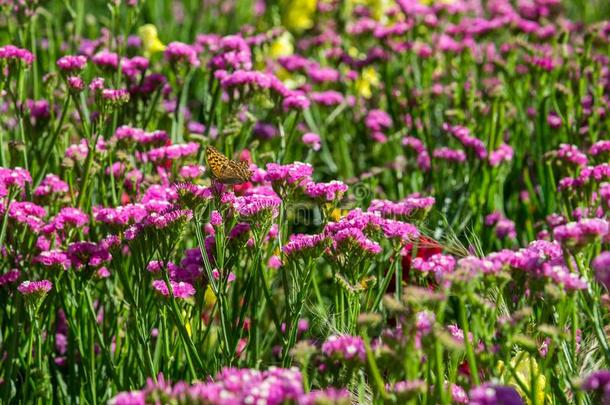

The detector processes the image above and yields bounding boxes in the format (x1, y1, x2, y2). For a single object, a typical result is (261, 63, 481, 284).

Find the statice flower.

(0, 167, 32, 194)
(555, 144, 588, 167)
(547, 112, 562, 129)
(402, 136, 431, 171)
(164, 42, 200, 67)
(233, 194, 281, 221)
(581, 370, 610, 404)
(44, 207, 89, 233)
(283, 233, 328, 259)
(553, 218, 609, 249)
(253, 122, 278, 139)
(489, 143, 514, 166)
(67, 76, 85, 91)
(322, 335, 366, 363)
(386, 380, 427, 402)
(5, 201, 46, 232)
(304, 180, 347, 202)
(207, 35, 252, 71)
(381, 219, 420, 242)
(590, 140, 610, 157)
(152, 280, 196, 299)
(101, 88, 130, 104)
(368, 195, 435, 220)
(67, 241, 112, 269)
(469, 384, 524, 405)
(174, 182, 212, 210)
(433, 147, 467, 163)
(413, 253, 457, 282)
(485, 212, 517, 240)
(593, 252, 610, 290)
(146, 142, 199, 163)
(332, 227, 382, 256)
(34, 174, 69, 197)
(94, 204, 148, 227)
(283, 92, 310, 111)
(18, 280, 53, 295)
(121, 56, 149, 78)
(302, 132, 321, 151)
(0, 45, 34, 67)
(34, 250, 70, 270)
(0, 270, 20, 287)
(457, 256, 502, 276)
(366, 109, 392, 142)
(443, 123, 487, 159)
(117, 127, 169, 146)
(542, 264, 588, 291)
(310, 90, 344, 106)
(179, 164, 205, 179)
(92, 50, 119, 70)
(56, 55, 87, 72)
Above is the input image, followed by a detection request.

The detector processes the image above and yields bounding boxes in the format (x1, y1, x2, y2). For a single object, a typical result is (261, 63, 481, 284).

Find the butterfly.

(205, 145, 253, 185)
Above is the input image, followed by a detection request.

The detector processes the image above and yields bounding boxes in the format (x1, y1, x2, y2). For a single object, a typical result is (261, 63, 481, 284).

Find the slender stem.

(459, 297, 480, 385)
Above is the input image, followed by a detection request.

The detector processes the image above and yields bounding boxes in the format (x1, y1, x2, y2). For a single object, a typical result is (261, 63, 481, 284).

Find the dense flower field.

(2, 0, 610, 403)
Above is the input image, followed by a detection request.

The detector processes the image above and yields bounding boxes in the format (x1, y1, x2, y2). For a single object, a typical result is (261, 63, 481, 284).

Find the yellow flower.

(204, 284, 216, 307)
(269, 32, 294, 59)
(355, 67, 380, 99)
(329, 208, 347, 221)
(282, 0, 317, 32)
(181, 309, 192, 337)
(498, 352, 546, 405)
(138, 24, 166, 55)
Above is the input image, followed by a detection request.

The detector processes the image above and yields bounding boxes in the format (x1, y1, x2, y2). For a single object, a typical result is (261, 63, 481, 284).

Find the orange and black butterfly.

(205, 145, 253, 185)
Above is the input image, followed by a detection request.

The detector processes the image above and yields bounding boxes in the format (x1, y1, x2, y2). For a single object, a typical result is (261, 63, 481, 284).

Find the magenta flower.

(581, 370, 610, 403)
(67, 76, 85, 91)
(555, 144, 587, 167)
(18, 280, 53, 295)
(301, 132, 321, 151)
(0, 45, 34, 65)
(92, 50, 119, 70)
(432, 147, 466, 163)
(368, 195, 435, 219)
(304, 180, 347, 202)
(151, 280, 196, 299)
(488, 143, 514, 167)
(101, 88, 130, 104)
(322, 334, 366, 362)
(56, 55, 87, 72)
(234, 194, 281, 220)
(443, 123, 487, 159)
(164, 42, 200, 67)
(0, 167, 32, 194)
(553, 218, 609, 249)
(35, 250, 70, 270)
(547, 112, 562, 129)
(593, 252, 610, 290)
(310, 90, 344, 106)
(34, 174, 69, 197)
(282, 93, 310, 111)
(283, 233, 328, 259)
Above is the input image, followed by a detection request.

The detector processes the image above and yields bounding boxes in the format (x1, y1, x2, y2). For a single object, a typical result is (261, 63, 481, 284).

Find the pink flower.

(152, 280, 196, 299)
(18, 280, 53, 295)
(302, 132, 321, 151)
(56, 55, 87, 72)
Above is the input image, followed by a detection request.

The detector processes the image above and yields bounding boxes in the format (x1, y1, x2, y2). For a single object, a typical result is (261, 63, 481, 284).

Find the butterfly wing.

(217, 161, 253, 185)
(205, 145, 253, 185)
(206, 145, 230, 180)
